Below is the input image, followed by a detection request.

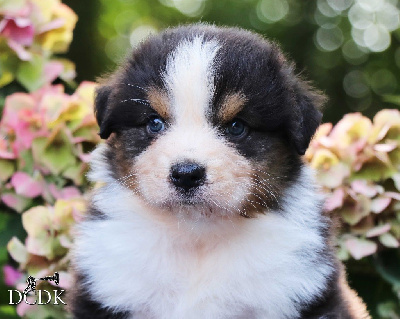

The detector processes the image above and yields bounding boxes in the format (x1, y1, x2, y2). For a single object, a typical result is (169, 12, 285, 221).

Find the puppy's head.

(95, 25, 324, 218)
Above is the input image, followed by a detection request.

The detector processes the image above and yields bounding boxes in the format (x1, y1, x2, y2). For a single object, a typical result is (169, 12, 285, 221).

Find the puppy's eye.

(226, 119, 248, 138)
(147, 116, 165, 134)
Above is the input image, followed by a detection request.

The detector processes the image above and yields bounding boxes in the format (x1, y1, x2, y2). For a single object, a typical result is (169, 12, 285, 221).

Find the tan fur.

(218, 93, 247, 123)
(107, 135, 139, 192)
(132, 124, 253, 216)
(340, 271, 371, 319)
(147, 87, 170, 119)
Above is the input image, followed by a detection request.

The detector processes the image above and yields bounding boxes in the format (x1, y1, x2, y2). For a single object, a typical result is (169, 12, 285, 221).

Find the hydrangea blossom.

(306, 109, 400, 260)
(0, 0, 77, 90)
(0, 82, 100, 212)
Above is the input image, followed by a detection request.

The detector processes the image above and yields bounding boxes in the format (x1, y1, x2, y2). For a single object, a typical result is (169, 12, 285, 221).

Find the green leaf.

(0, 68, 14, 87)
(0, 305, 18, 319)
(0, 159, 15, 182)
(7, 237, 28, 264)
(16, 55, 45, 92)
(340, 195, 371, 226)
(0, 210, 26, 248)
(17, 150, 35, 174)
(379, 233, 400, 248)
(63, 164, 84, 185)
(383, 95, 400, 106)
(351, 162, 397, 182)
(377, 301, 400, 319)
(389, 149, 400, 166)
(32, 131, 76, 175)
(374, 249, 400, 287)
(0, 48, 18, 88)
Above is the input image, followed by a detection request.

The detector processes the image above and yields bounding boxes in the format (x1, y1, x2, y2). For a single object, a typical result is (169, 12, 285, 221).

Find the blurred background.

(65, 0, 400, 124)
(1, 0, 400, 318)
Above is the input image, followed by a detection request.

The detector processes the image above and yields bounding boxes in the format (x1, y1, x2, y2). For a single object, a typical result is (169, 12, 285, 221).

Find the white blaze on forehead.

(163, 36, 220, 124)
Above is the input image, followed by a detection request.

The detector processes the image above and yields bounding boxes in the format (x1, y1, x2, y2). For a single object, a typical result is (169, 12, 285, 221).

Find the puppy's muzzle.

(170, 162, 206, 193)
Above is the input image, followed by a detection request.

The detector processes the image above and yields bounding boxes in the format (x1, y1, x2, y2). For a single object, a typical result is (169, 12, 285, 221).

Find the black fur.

(299, 271, 352, 319)
(68, 274, 129, 319)
(95, 25, 323, 156)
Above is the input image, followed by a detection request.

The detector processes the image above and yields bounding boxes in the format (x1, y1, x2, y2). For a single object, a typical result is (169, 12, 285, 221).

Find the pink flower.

(0, 17, 34, 46)
(2, 265, 23, 286)
(17, 302, 32, 317)
(44, 61, 64, 84)
(0, 138, 15, 159)
(49, 184, 81, 200)
(0, 17, 34, 60)
(1, 92, 48, 155)
(11, 172, 43, 198)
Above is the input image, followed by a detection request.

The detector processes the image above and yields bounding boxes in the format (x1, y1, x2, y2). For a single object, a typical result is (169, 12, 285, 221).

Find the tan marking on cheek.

(107, 136, 138, 192)
(147, 88, 170, 119)
(242, 169, 283, 218)
(218, 93, 247, 122)
(240, 142, 294, 217)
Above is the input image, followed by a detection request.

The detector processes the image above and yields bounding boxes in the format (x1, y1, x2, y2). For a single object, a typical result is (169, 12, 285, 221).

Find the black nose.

(170, 162, 206, 192)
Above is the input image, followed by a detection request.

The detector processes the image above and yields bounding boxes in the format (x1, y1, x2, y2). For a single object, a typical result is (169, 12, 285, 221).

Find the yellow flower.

(369, 109, 400, 143)
(30, 0, 60, 24)
(310, 149, 339, 170)
(330, 113, 372, 148)
(36, 3, 78, 53)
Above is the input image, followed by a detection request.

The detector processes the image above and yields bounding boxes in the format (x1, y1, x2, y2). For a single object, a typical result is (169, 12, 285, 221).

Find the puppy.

(69, 24, 370, 319)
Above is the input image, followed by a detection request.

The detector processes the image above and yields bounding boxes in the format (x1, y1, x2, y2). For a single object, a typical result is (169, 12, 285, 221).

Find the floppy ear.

(287, 79, 325, 155)
(95, 85, 113, 139)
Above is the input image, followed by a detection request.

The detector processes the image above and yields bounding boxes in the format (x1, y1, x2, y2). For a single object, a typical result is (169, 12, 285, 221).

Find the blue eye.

(147, 116, 165, 134)
(226, 119, 247, 137)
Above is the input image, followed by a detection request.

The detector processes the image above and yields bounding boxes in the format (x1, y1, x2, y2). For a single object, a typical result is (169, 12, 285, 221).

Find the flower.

(36, 3, 77, 53)
(0, 0, 77, 89)
(0, 82, 99, 211)
(2, 265, 23, 286)
(306, 109, 400, 260)
(8, 197, 86, 264)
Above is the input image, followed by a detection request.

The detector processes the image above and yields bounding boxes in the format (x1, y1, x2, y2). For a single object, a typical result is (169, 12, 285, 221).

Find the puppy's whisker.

(122, 83, 147, 92)
(252, 176, 281, 192)
(250, 180, 279, 197)
(212, 196, 240, 215)
(120, 98, 150, 106)
(254, 183, 280, 204)
(248, 168, 287, 179)
(212, 191, 254, 217)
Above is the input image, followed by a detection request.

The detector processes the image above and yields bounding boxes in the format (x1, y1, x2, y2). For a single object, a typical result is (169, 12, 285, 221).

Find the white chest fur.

(74, 152, 332, 319)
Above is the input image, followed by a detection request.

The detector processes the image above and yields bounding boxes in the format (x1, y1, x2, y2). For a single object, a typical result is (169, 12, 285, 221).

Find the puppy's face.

(95, 25, 323, 218)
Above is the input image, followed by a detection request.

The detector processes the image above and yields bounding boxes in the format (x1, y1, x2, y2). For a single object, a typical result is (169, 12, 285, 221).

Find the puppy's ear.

(95, 85, 113, 139)
(287, 79, 325, 155)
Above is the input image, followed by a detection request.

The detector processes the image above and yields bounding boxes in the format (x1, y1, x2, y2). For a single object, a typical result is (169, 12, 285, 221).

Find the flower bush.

(0, 82, 99, 318)
(0, 0, 77, 91)
(0, 82, 99, 212)
(305, 110, 400, 261)
(305, 110, 400, 317)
